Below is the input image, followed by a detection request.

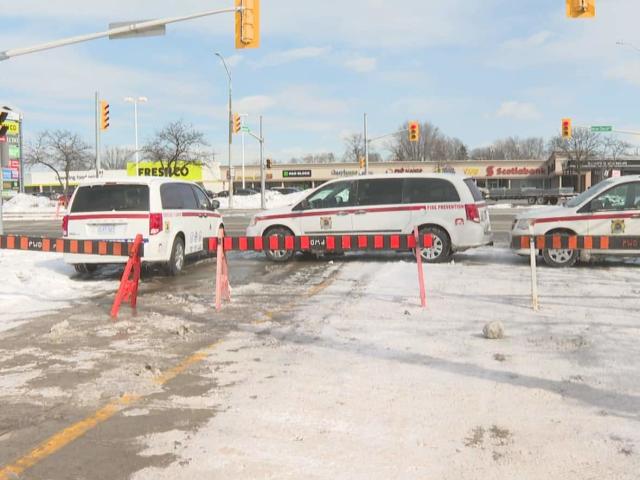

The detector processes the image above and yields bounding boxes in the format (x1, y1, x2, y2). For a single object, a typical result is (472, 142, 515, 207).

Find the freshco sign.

(486, 166, 545, 177)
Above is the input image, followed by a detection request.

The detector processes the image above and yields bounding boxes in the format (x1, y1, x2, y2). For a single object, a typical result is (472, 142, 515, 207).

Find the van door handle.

(336, 211, 350, 216)
(354, 210, 367, 215)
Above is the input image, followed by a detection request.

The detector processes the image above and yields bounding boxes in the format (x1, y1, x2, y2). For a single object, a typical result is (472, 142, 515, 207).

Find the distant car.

(205, 190, 217, 199)
(271, 187, 301, 195)
(247, 173, 493, 263)
(235, 188, 259, 196)
(511, 175, 640, 267)
(63, 178, 223, 276)
(216, 190, 229, 197)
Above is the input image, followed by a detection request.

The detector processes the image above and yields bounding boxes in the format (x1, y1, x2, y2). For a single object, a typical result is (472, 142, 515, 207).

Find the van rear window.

(464, 179, 484, 202)
(70, 184, 150, 213)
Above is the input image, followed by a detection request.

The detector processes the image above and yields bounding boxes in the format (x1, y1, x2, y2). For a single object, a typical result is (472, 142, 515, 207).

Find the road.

(3, 206, 521, 246)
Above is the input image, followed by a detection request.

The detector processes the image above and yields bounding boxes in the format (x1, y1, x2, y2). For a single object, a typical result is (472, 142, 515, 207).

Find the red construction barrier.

(110, 234, 143, 319)
(206, 233, 434, 311)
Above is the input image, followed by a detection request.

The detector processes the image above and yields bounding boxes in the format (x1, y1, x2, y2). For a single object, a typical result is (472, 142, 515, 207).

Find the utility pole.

(18, 112, 24, 193)
(215, 52, 234, 208)
(259, 115, 265, 209)
(364, 113, 369, 175)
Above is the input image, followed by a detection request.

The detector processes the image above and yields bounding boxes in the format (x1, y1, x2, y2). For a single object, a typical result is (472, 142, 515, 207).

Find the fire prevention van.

(63, 178, 223, 275)
(246, 173, 493, 262)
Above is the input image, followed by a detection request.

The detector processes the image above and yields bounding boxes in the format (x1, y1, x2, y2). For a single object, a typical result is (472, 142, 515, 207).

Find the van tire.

(264, 226, 295, 262)
(418, 226, 452, 263)
(74, 264, 98, 274)
(166, 236, 185, 276)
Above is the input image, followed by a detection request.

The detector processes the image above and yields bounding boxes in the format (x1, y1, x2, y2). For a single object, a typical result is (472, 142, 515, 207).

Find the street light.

(616, 40, 640, 53)
(239, 113, 248, 188)
(215, 52, 234, 208)
(124, 96, 148, 176)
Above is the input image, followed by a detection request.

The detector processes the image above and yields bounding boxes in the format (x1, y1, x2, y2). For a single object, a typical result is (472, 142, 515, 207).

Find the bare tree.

(601, 137, 631, 160)
(471, 136, 546, 160)
(549, 128, 603, 192)
(386, 121, 468, 163)
(142, 120, 208, 174)
(102, 146, 135, 170)
(342, 133, 365, 163)
(25, 130, 92, 196)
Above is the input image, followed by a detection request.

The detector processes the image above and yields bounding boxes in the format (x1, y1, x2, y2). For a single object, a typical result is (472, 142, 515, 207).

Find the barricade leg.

(413, 227, 427, 308)
(528, 224, 540, 311)
(215, 228, 231, 311)
(110, 234, 143, 319)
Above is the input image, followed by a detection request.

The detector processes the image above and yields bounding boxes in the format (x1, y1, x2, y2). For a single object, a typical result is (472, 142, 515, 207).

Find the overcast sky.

(2, 0, 640, 164)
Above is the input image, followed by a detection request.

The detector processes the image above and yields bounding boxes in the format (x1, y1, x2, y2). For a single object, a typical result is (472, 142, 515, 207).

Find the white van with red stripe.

(63, 178, 222, 275)
(511, 175, 640, 267)
(246, 174, 493, 262)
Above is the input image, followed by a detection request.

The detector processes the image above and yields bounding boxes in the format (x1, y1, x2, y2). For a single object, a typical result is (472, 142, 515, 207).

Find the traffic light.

(100, 101, 110, 131)
(235, 0, 260, 49)
(0, 106, 11, 137)
(232, 113, 242, 134)
(408, 121, 420, 142)
(266, 158, 272, 169)
(359, 157, 365, 169)
(561, 118, 572, 139)
(566, 0, 595, 18)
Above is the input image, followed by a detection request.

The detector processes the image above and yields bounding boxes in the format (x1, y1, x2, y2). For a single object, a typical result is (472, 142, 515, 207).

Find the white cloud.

(344, 56, 377, 73)
(501, 31, 553, 50)
(607, 60, 640, 87)
(496, 101, 541, 121)
(234, 95, 277, 114)
(255, 47, 331, 68)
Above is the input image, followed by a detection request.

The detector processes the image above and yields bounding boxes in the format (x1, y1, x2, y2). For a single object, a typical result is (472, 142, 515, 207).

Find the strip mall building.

(24, 154, 640, 195)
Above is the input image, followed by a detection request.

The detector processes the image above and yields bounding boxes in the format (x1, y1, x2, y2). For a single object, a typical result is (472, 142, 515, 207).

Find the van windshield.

(70, 184, 150, 213)
(565, 179, 615, 208)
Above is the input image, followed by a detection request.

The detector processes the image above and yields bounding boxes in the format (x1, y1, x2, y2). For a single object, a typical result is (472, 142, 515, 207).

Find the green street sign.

(241, 126, 250, 133)
(591, 125, 613, 132)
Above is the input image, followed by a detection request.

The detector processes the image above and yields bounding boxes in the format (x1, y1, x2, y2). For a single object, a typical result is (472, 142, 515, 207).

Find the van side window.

(161, 183, 199, 210)
(356, 179, 403, 206)
(298, 181, 355, 210)
(403, 178, 460, 203)
(191, 186, 211, 210)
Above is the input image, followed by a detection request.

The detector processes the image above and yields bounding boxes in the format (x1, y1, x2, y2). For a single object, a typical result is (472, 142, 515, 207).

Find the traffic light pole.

(364, 113, 369, 175)
(247, 116, 265, 210)
(95, 91, 101, 177)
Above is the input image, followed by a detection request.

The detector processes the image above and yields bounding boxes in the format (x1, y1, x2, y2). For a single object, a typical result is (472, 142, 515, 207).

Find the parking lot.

(1, 205, 640, 479)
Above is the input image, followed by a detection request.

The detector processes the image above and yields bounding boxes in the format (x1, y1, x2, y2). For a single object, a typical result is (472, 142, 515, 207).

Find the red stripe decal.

(256, 204, 434, 222)
(534, 213, 635, 224)
(374, 235, 383, 249)
(239, 237, 248, 251)
(358, 235, 367, 248)
(300, 236, 309, 250)
(342, 236, 351, 250)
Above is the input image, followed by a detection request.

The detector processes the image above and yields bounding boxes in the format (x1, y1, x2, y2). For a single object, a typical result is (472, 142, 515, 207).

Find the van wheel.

(166, 236, 185, 276)
(542, 247, 578, 268)
(74, 264, 98, 274)
(264, 227, 295, 262)
(418, 226, 451, 263)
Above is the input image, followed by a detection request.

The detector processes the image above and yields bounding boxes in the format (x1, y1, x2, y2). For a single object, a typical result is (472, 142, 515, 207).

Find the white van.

(246, 174, 493, 262)
(511, 175, 640, 267)
(63, 178, 223, 275)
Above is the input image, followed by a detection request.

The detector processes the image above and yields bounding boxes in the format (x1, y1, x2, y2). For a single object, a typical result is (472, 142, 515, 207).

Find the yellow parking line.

(0, 341, 221, 480)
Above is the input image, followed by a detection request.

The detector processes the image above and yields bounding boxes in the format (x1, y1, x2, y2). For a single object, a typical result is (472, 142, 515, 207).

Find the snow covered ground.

(130, 247, 640, 479)
(216, 189, 310, 209)
(0, 250, 117, 332)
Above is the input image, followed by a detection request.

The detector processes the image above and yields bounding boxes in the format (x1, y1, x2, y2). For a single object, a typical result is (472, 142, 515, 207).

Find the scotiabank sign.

(486, 165, 545, 177)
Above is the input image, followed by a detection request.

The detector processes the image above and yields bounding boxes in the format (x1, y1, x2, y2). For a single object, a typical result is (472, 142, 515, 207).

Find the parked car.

(63, 178, 223, 275)
(235, 188, 259, 196)
(511, 175, 640, 267)
(216, 190, 229, 197)
(271, 187, 301, 195)
(246, 173, 493, 263)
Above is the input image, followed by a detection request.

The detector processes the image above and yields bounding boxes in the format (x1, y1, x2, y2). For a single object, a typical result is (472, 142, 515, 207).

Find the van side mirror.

(210, 200, 220, 210)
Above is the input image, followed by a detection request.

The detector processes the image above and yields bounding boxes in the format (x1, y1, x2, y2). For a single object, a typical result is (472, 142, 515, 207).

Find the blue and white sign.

(2, 168, 12, 181)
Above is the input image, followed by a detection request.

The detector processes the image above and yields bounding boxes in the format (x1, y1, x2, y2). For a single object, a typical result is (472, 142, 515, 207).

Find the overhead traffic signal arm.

(235, 0, 260, 49)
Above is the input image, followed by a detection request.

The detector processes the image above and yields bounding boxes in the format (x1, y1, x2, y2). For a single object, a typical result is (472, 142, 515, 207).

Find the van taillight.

(465, 204, 480, 223)
(149, 213, 163, 235)
(62, 215, 69, 236)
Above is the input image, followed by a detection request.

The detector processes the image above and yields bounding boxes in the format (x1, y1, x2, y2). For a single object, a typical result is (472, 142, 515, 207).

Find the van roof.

(76, 177, 197, 187)
(323, 172, 471, 183)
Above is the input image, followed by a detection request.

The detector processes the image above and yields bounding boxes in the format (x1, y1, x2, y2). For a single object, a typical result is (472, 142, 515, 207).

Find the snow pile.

(3, 193, 57, 212)
(0, 250, 117, 332)
(217, 189, 311, 210)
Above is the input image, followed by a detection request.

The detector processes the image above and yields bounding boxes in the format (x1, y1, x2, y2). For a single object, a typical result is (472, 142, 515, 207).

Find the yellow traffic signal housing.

(561, 118, 572, 139)
(566, 0, 595, 18)
(100, 101, 110, 131)
(235, 0, 260, 49)
(232, 113, 242, 134)
(408, 121, 420, 142)
(359, 157, 365, 169)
